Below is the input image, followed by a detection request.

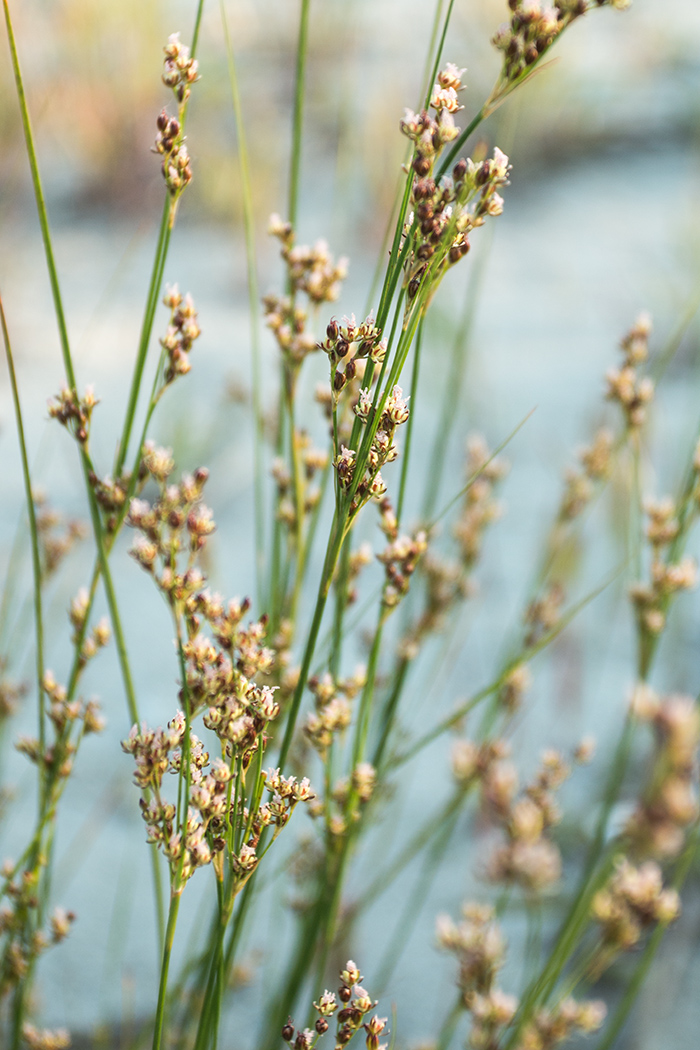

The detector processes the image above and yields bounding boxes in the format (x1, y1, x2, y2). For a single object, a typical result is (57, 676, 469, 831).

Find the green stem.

(289, 0, 311, 229)
(220, 0, 265, 611)
(278, 512, 347, 768)
(0, 293, 45, 800)
(397, 318, 423, 522)
(152, 891, 183, 1050)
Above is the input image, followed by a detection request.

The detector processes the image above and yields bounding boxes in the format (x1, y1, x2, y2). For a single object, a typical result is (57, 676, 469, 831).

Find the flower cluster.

(396, 436, 508, 660)
(524, 583, 564, 648)
(486, 749, 572, 895)
(265, 217, 348, 369)
(437, 904, 508, 1009)
(492, 1, 630, 93)
(0, 869, 77, 1005)
(127, 459, 214, 597)
(627, 688, 699, 857)
(334, 385, 411, 516)
(318, 314, 387, 402)
(498, 663, 533, 713)
(16, 670, 104, 780)
(399, 65, 511, 306)
(282, 961, 386, 1050)
(161, 32, 199, 103)
(516, 998, 606, 1050)
(0, 675, 26, 722)
(160, 285, 201, 382)
(20, 1024, 71, 1050)
(630, 498, 697, 638)
(558, 427, 614, 521)
(438, 897, 606, 1050)
(605, 313, 654, 430)
(68, 589, 110, 664)
(401, 87, 510, 303)
(33, 492, 87, 577)
(47, 385, 98, 447)
(303, 673, 356, 758)
(400, 64, 466, 181)
(454, 435, 508, 566)
(154, 109, 192, 198)
(124, 716, 214, 882)
(153, 34, 198, 201)
(591, 858, 680, 970)
(377, 530, 427, 609)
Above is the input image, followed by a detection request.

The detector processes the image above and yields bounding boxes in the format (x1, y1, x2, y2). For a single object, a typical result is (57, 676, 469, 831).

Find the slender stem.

(278, 512, 347, 768)
(422, 0, 456, 110)
(0, 292, 45, 798)
(115, 198, 171, 476)
(397, 318, 423, 521)
(421, 245, 489, 521)
(220, 0, 265, 611)
(3, 0, 75, 390)
(288, 0, 312, 229)
(152, 891, 183, 1050)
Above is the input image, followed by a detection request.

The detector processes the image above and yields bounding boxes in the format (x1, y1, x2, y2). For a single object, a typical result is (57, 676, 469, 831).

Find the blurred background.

(1, 1, 700, 1047)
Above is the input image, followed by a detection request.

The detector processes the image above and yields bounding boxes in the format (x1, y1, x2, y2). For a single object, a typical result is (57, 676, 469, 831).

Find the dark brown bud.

(476, 161, 491, 186)
(336, 1025, 354, 1047)
(417, 244, 435, 260)
(282, 1020, 295, 1043)
(345, 359, 356, 382)
(413, 177, 436, 201)
(338, 985, 352, 1003)
(413, 155, 432, 177)
(453, 158, 467, 181)
(338, 1007, 362, 1026)
(333, 370, 346, 393)
(336, 338, 350, 359)
(326, 319, 339, 341)
(525, 45, 538, 65)
(408, 273, 423, 299)
(156, 110, 169, 131)
(315, 1019, 329, 1035)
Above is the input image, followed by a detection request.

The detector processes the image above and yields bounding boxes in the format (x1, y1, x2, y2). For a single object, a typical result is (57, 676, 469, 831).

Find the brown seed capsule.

(315, 1019, 329, 1035)
(282, 1020, 295, 1042)
(453, 158, 467, 181)
(414, 177, 436, 201)
(413, 155, 431, 177)
(339, 985, 352, 1003)
(476, 161, 491, 186)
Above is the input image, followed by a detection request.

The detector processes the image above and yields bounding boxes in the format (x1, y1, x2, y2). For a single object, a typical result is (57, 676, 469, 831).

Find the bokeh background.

(2, 1, 700, 1047)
